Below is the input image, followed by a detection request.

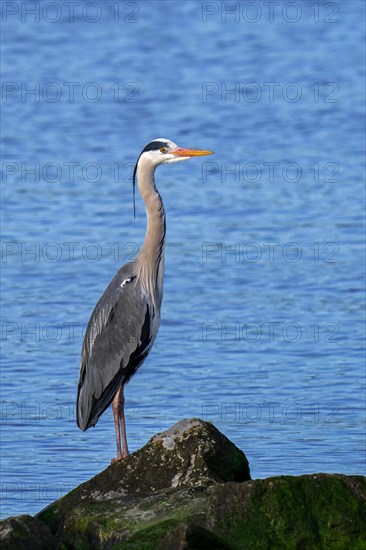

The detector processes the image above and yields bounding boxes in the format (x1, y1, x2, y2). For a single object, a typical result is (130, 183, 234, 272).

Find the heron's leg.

(112, 387, 122, 462)
(118, 384, 129, 458)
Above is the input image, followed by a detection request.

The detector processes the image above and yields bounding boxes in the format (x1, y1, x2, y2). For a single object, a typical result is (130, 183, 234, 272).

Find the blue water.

(1, 0, 365, 519)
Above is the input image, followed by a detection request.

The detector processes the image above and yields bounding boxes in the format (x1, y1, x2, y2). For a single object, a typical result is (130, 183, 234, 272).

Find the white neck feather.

(135, 158, 166, 313)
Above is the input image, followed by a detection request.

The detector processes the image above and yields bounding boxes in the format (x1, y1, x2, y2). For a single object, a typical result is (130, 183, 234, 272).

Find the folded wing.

(76, 263, 152, 431)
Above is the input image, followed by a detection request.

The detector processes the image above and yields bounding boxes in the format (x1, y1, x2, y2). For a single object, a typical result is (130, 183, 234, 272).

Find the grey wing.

(77, 263, 152, 431)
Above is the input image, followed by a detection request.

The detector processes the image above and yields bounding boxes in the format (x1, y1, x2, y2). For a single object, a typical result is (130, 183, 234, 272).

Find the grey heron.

(76, 138, 213, 462)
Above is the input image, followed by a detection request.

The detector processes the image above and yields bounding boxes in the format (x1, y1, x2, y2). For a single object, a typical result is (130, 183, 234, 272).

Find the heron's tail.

(76, 371, 125, 431)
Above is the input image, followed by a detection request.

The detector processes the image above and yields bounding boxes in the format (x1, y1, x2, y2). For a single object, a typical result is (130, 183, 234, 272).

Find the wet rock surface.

(0, 514, 56, 550)
(1, 419, 365, 549)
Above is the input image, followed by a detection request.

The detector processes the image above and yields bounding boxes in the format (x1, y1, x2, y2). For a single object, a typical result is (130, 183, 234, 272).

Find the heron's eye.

(160, 147, 168, 154)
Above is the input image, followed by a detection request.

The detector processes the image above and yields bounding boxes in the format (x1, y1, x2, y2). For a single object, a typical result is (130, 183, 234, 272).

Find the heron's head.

(132, 138, 213, 216)
(136, 138, 213, 168)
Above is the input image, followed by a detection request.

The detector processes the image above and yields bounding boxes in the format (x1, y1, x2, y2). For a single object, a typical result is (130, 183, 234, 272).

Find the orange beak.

(170, 147, 214, 157)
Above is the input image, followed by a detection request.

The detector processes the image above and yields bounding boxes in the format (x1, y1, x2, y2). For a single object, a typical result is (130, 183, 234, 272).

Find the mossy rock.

(0, 514, 56, 549)
(36, 474, 366, 549)
(208, 474, 366, 550)
(2, 419, 365, 549)
(37, 418, 250, 530)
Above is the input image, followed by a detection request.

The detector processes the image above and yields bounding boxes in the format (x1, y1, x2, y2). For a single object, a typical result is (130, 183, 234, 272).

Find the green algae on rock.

(40, 417, 250, 516)
(0, 514, 56, 550)
(207, 474, 366, 549)
(35, 474, 366, 549)
(1, 419, 365, 549)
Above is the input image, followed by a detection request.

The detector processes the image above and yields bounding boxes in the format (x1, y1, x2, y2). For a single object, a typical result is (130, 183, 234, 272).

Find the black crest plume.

(132, 161, 138, 219)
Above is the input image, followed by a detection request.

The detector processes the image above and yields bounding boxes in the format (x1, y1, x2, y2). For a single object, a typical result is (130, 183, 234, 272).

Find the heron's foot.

(111, 451, 129, 464)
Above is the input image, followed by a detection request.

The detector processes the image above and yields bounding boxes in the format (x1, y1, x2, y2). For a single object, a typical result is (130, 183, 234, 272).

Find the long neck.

(136, 160, 166, 313)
